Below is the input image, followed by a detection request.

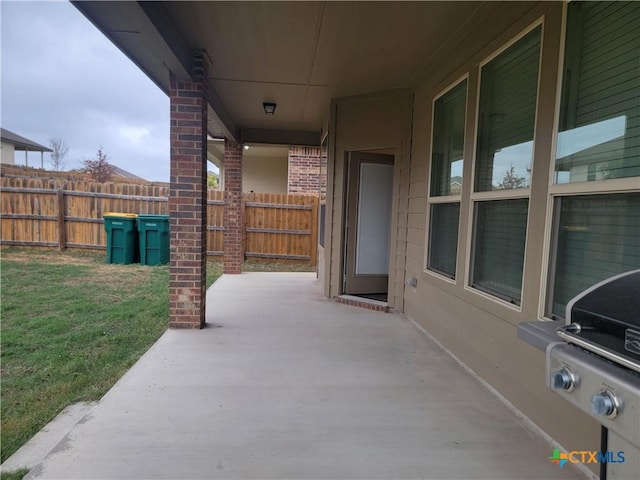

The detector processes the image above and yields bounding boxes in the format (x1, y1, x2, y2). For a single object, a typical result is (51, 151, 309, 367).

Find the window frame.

(424, 74, 469, 283)
(464, 19, 545, 311)
(539, 1, 640, 320)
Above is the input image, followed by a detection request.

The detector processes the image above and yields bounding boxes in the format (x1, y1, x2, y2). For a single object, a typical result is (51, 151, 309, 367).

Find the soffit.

(207, 141, 289, 166)
(75, 1, 506, 142)
(165, 1, 496, 134)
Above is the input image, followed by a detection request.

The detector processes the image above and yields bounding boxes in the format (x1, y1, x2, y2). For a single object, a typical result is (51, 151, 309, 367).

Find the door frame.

(341, 150, 395, 295)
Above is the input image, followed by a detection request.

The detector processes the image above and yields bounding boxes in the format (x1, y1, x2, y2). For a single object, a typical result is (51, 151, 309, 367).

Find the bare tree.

(49, 137, 69, 171)
(496, 164, 527, 190)
(82, 147, 115, 183)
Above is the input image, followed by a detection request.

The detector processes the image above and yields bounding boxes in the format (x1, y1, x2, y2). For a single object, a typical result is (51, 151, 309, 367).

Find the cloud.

(118, 126, 151, 145)
(1, 1, 170, 181)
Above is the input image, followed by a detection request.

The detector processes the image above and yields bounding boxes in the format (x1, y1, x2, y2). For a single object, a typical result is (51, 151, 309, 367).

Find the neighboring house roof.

(0, 128, 52, 152)
(450, 176, 462, 186)
(111, 165, 146, 181)
(72, 165, 146, 181)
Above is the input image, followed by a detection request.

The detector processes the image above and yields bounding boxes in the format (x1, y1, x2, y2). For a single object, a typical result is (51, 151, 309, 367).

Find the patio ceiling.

(73, 1, 503, 145)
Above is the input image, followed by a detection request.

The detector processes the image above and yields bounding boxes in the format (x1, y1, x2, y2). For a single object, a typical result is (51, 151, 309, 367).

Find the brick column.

(168, 57, 208, 329)
(224, 140, 243, 274)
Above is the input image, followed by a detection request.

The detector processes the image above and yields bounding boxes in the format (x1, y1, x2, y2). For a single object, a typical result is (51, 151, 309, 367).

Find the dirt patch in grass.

(2, 249, 316, 273)
(0, 248, 165, 288)
(206, 259, 316, 273)
(0, 248, 103, 267)
(243, 259, 316, 272)
(62, 264, 158, 288)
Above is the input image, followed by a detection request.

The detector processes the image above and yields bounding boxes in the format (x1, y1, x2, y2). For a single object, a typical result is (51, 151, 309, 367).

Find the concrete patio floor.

(24, 273, 585, 479)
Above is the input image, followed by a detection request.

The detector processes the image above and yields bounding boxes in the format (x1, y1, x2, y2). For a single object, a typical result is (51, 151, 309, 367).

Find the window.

(472, 199, 529, 304)
(428, 203, 460, 278)
(427, 79, 467, 279)
(548, 193, 640, 318)
(475, 27, 541, 192)
(554, 2, 640, 184)
(430, 81, 467, 197)
(470, 25, 542, 305)
(546, 2, 640, 318)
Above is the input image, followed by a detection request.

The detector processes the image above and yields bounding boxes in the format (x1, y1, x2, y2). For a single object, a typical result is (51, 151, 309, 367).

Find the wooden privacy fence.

(231, 192, 317, 263)
(0, 164, 170, 186)
(0, 177, 318, 263)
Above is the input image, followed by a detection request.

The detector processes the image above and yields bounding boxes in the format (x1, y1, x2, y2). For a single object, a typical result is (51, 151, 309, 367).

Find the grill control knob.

(591, 390, 618, 418)
(551, 368, 575, 392)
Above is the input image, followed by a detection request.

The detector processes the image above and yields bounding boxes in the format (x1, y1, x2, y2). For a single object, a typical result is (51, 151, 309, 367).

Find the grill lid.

(558, 270, 640, 372)
(568, 270, 640, 329)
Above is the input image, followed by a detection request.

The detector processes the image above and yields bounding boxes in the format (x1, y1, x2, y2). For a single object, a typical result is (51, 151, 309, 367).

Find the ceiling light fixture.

(263, 102, 276, 115)
(244, 145, 250, 150)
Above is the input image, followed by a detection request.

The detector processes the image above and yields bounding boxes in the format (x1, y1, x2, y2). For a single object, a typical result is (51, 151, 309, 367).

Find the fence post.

(310, 196, 318, 266)
(57, 188, 66, 251)
(242, 193, 247, 261)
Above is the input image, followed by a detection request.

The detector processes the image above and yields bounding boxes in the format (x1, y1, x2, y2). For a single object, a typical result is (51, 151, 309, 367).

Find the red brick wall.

(224, 140, 243, 274)
(168, 67, 208, 329)
(287, 146, 322, 194)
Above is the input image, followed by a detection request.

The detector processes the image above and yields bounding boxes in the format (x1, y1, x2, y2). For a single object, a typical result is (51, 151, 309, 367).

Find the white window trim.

(548, 178, 640, 196)
(464, 18, 546, 311)
(469, 189, 531, 201)
(424, 74, 469, 283)
(478, 17, 545, 70)
(428, 194, 461, 204)
(465, 278, 524, 312)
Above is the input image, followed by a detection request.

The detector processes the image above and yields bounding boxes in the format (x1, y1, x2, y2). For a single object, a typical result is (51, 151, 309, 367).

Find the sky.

(1, 0, 170, 181)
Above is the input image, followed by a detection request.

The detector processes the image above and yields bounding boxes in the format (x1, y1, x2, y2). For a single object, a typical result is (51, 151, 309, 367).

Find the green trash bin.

(103, 213, 139, 264)
(137, 214, 170, 266)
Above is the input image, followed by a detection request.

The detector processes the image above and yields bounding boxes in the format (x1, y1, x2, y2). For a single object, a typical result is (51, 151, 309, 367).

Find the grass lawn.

(0, 470, 28, 480)
(0, 248, 175, 465)
(1, 248, 313, 471)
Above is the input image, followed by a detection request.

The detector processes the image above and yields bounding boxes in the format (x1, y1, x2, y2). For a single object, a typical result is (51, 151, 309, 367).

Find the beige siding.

(324, 90, 413, 311)
(406, 1, 600, 472)
(242, 155, 288, 193)
(1, 141, 16, 165)
(316, 245, 325, 285)
(320, 2, 616, 468)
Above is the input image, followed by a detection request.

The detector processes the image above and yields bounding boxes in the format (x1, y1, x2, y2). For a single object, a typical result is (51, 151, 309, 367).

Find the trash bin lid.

(104, 213, 138, 218)
(137, 214, 170, 220)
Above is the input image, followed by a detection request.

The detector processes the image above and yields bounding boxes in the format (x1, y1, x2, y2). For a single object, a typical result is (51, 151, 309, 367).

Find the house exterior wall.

(1, 141, 16, 164)
(317, 245, 325, 284)
(406, 1, 602, 471)
(322, 89, 413, 312)
(242, 155, 287, 193)
(320, 2, 640, 473)
(288, 146, 321, 194)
